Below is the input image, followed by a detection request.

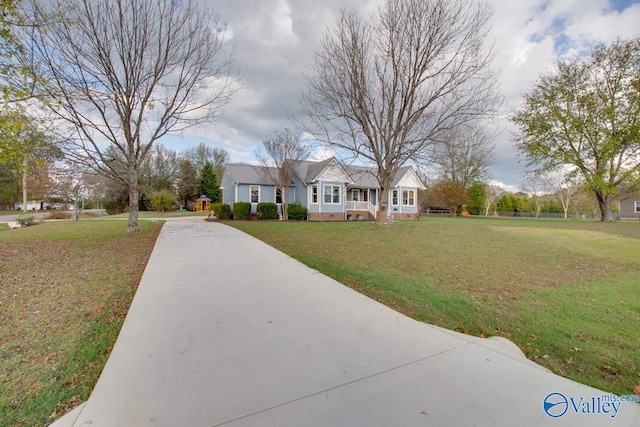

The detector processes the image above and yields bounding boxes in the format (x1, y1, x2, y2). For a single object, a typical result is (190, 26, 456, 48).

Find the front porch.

(345, 187, 377, 220)
(345, 201, 376, 220)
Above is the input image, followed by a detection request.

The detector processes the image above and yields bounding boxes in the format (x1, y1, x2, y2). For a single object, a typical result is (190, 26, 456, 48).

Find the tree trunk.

(128, 163, 140, 233)
(377, 186, 389, 224)
(596, 191, 614, 222)
(22, 164, 28, 213)
(282, 186, 288, 221)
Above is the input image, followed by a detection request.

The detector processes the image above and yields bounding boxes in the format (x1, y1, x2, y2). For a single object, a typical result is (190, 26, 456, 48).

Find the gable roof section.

(304, 158, 339, 181)
(392, 166, 426, 189)
(294, 158, 355, 184)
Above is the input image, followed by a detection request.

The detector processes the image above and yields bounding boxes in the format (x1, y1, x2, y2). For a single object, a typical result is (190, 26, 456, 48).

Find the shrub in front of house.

(17, 215, 40, 227)
(287, 203, 307, 220)
(233, 202, 251, 220)
(47, 211, 72, 220)
(257, 202, 278, 220)
(211, 203, 232, 220)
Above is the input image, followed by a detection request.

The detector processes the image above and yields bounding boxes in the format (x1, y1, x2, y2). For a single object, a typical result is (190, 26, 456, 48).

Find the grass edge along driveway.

(0, 220, 162, 427)
(228, 217, 640, 398)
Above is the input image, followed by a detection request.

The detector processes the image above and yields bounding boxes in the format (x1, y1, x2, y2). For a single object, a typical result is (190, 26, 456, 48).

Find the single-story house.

(619, 195, 640, 220)
(221, 158, 425, 221)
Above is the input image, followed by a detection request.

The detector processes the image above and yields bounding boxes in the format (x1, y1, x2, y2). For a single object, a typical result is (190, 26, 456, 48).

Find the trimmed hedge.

(233, 202, 251, 220)
(211, 203, 232, 220)
(257, 202, 278, 220)
(287, 203, 308, 220)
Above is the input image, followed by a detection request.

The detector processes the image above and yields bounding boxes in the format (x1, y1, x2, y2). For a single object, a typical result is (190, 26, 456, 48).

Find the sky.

(165, 0, 640, 192)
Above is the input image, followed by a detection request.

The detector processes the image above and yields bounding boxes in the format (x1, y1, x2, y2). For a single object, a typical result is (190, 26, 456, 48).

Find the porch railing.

(345, 201, 377, 219)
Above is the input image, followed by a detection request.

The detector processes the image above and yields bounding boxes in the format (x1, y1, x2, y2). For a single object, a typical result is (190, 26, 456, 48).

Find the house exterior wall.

(619, 196, 640, 219)
(291, 175, 308, 206)
(221, 172, 235, 207)
(307, 180, 346, 220)
(222, 161, 422, 221)
(221, 174, 301, 215)
(387, 186, 419, 219)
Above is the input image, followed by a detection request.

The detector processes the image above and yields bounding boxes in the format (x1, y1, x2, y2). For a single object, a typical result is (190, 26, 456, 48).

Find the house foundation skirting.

(389, 213, 419, 221)
(346, 210, 375, 221)
(308, 212, 345, 221)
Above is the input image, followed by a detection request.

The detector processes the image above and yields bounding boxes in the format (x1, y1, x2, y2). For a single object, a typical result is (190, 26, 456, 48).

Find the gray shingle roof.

(391, 166, 412, 187)
(225, 159, 418, 189)
(344, 165, 378, 187)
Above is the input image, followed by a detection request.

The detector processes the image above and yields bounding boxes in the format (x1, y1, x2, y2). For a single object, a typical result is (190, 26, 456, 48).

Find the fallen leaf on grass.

(633, 385, 640, 396)
(598, 365, 616, 374)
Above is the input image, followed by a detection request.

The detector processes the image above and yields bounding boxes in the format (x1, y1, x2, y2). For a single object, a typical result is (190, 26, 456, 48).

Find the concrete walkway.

(53, 218, 640, 426)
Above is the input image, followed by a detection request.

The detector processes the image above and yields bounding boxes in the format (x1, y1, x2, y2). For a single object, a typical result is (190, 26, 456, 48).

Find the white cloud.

(166, 0, 640, 192)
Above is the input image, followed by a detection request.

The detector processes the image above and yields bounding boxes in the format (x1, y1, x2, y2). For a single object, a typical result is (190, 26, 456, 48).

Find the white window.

(635, 201, 640, 213)
(392, 189, 399, 206)
(323, 185, 341, 204)
(275, 187, 283, 204)
(352, 189, 360, 202)
(250, 185, 259, 203)
(402, 190, 415, 206)
(311, 185, 318, 204)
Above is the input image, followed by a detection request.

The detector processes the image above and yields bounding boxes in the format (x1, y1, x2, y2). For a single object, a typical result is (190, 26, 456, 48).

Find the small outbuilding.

(619, 194, 640, 220)
(195, 195, 212, 212)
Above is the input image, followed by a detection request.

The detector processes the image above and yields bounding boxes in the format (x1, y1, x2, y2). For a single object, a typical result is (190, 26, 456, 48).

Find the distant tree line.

(101, 143, 229, 214)
(422, 179, 606, 218)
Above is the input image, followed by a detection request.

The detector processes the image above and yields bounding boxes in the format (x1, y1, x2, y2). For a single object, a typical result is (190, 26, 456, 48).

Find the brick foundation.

(308, 212, 345, 221)
(307, 211, 417, 221)
(346, 210, 375, 221)
(389, 213, 418, 221)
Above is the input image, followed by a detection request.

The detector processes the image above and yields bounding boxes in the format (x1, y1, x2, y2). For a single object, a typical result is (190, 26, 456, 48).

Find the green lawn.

(228, 217, 640, 397)
(0, 220, 162, 426)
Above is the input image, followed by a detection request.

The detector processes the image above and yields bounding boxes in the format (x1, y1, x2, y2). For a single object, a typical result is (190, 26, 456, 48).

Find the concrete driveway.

(52, 219, 640, 426)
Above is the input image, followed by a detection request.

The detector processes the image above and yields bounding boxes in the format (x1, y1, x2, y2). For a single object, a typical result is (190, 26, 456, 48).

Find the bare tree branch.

(256, 129, 310, 221)
(298, 0, 502, 223)
(23, 0, 239, 232)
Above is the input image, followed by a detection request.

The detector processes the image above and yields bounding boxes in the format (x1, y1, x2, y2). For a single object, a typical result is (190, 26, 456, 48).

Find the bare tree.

(428, 124, 495, 214)
(542, 171, 581, 219)
(557, 182, 579, 219)
(483, 184, 502, 217)
(256, 129, 310, 221)
(299, 0, 501, 224)
(25, 0, 239, 232)
(183, 142, 230, 181)
(523, 171, 555, 218)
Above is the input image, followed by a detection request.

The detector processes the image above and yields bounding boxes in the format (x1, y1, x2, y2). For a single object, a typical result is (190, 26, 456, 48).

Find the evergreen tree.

(466, 182, 486, 215)
(199, 161, 221, 202)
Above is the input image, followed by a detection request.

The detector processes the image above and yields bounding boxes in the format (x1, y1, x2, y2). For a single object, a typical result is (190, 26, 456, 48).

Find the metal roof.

(225, 163, 293, 185)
